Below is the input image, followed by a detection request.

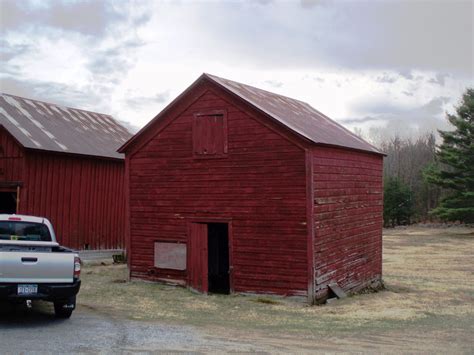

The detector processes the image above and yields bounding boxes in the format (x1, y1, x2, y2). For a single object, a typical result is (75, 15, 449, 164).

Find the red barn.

(120, 74, 384, 303)
(0, 93, 131, 250)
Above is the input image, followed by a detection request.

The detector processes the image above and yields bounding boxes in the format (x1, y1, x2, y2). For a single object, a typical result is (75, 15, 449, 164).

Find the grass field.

(77, 226, 474, 352)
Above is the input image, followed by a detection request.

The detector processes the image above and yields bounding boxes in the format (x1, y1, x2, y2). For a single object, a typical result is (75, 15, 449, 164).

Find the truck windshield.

(0, 221, 52, 242)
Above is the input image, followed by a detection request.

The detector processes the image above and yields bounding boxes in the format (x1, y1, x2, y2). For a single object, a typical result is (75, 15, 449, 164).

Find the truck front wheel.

(54, 296, 76, 318)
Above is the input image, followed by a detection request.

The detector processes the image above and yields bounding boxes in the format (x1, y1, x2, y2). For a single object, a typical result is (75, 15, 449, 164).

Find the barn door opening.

(188, 221, 230, 294)
(0, 191, 16, 214)
(207, 223, 229, 294)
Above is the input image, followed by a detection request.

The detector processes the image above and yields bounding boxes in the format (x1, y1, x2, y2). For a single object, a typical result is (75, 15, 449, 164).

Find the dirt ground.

(19, 226, 474, 353)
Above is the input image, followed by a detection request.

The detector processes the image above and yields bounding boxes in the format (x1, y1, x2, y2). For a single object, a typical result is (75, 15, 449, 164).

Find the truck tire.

(54, 296, 76, 318)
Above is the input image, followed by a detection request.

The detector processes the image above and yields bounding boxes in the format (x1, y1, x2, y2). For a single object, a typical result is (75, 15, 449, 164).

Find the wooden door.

(188, 223, 208, 293)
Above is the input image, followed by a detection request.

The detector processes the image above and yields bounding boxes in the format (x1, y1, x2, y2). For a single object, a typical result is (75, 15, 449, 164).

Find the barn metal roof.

(205, 74, 381, 154)
(0, 93, 131, 159)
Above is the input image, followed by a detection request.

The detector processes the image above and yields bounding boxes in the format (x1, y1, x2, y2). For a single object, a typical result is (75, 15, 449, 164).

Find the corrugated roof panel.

(0, 93, 131, 159)
(205, 74, 381, 154)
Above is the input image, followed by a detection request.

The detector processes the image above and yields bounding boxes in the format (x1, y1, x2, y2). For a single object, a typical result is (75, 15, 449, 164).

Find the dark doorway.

(0, 192, 16, 214)
(207, 223, 230, 294)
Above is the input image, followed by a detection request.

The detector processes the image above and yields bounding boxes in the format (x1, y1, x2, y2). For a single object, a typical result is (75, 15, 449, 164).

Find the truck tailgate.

(0, 252, 75, 283)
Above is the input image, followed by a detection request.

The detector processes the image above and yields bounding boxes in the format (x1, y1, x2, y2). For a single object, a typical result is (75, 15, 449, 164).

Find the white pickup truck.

(0, 214, 81, 318)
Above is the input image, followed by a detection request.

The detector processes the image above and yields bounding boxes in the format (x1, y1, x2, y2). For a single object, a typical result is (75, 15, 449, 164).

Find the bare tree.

(376, 133, 442, 221)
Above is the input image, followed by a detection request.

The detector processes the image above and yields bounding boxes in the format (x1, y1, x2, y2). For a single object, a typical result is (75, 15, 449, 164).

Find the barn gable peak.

(119, 73, 382, 155)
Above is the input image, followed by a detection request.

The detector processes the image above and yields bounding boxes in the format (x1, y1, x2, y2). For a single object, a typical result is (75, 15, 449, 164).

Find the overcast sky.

(1, 0, 473, 139)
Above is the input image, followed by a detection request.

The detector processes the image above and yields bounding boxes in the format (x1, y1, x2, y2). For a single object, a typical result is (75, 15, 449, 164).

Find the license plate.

(18, 284, 38, 295)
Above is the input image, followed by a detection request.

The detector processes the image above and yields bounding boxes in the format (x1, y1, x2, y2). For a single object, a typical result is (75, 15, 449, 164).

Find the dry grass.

(77, 226, 474, 351)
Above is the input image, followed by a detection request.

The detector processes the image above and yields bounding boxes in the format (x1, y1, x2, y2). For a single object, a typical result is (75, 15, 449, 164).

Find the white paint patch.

(0, 108, 42, 148)
(37, 102, 55, 116)
(18, 126, 32, 137)
(0, 107, 21, 126)
(30, 117, 45, 128)
(82, 111, 96, 121)
(64, 109, 82, 122)
(42, 130, 56, 139)
(30, 138, 42, 148)
(50, 105, 71, 121)
(24, 99, 45, 114)
(54, 141, 68, 151)
(2, 95, 34, 120)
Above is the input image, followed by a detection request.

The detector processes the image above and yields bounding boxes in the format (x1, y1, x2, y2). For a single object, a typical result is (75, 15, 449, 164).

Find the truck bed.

(0, 242, 76, 283)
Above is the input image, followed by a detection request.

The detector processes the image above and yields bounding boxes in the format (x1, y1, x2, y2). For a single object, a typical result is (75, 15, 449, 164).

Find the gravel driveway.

(0, 302, 267, 353)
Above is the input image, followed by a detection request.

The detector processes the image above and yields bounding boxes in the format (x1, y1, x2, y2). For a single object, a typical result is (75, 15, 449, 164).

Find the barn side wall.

(312, 147, 383, 302)
(128, 86, 309, 296)
(19, 151, 126, 250)
(0, 126, 24, 183)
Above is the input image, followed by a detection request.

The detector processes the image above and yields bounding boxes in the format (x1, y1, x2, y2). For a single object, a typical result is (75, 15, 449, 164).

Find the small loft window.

(193, 110, 228, 158)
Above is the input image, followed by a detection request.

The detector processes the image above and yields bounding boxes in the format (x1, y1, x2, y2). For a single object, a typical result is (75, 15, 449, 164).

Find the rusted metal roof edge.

(23, 146, 126, 161)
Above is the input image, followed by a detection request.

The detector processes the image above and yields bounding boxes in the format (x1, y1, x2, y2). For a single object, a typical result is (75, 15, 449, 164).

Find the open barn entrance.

(207, 223, 230, 294)
(0, 191, 17, 214)
(188, 221, 230, 294)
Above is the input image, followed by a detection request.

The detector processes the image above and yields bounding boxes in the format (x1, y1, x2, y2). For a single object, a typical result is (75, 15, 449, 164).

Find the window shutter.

(193, 110, 227, 157)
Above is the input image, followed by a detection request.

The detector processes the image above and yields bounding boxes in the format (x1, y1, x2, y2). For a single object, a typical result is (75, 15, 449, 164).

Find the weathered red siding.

(128, 84, 309, 296)
(17, 151, 126, 250)
(0, 126, 24, 183)
(1, 124, 126, 249)
(312, 147, 383, 301)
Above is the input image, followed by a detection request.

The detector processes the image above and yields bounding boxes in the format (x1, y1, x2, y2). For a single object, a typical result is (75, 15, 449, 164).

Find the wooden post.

(16, 185, 20, 213)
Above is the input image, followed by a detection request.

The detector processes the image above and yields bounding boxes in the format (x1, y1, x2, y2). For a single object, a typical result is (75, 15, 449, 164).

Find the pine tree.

(424, 88, 474, 223)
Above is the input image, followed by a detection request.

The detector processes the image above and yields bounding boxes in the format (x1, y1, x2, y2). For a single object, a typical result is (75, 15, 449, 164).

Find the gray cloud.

(0, 0, 124, 36)
(117, 119, 140, 134)
(341, 96, 452, 138)
(398, 70, 415, 81)
(0, 76, 105, 110)
(192, 1, 472, 76)
(428, 73, 450, 86)
(264, 80, 283, 88)
(339, 116, 379, 125)
(0, 40, 30, 63)
(0, 0, 151, 120)
(375, 73, 398, 84)
(300, 0, 328, 9)
(124, 91, 170, 109)
(87, 39, 145, 85)
(313, 76, 325, 83)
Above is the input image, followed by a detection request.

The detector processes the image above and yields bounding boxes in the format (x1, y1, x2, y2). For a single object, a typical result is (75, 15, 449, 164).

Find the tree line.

(361, 88, 473, 227)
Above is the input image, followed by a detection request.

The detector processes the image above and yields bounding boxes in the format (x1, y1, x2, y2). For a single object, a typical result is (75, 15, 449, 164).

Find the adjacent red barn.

(0, 93, 131, 250)
(119, 74, 384, 303)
